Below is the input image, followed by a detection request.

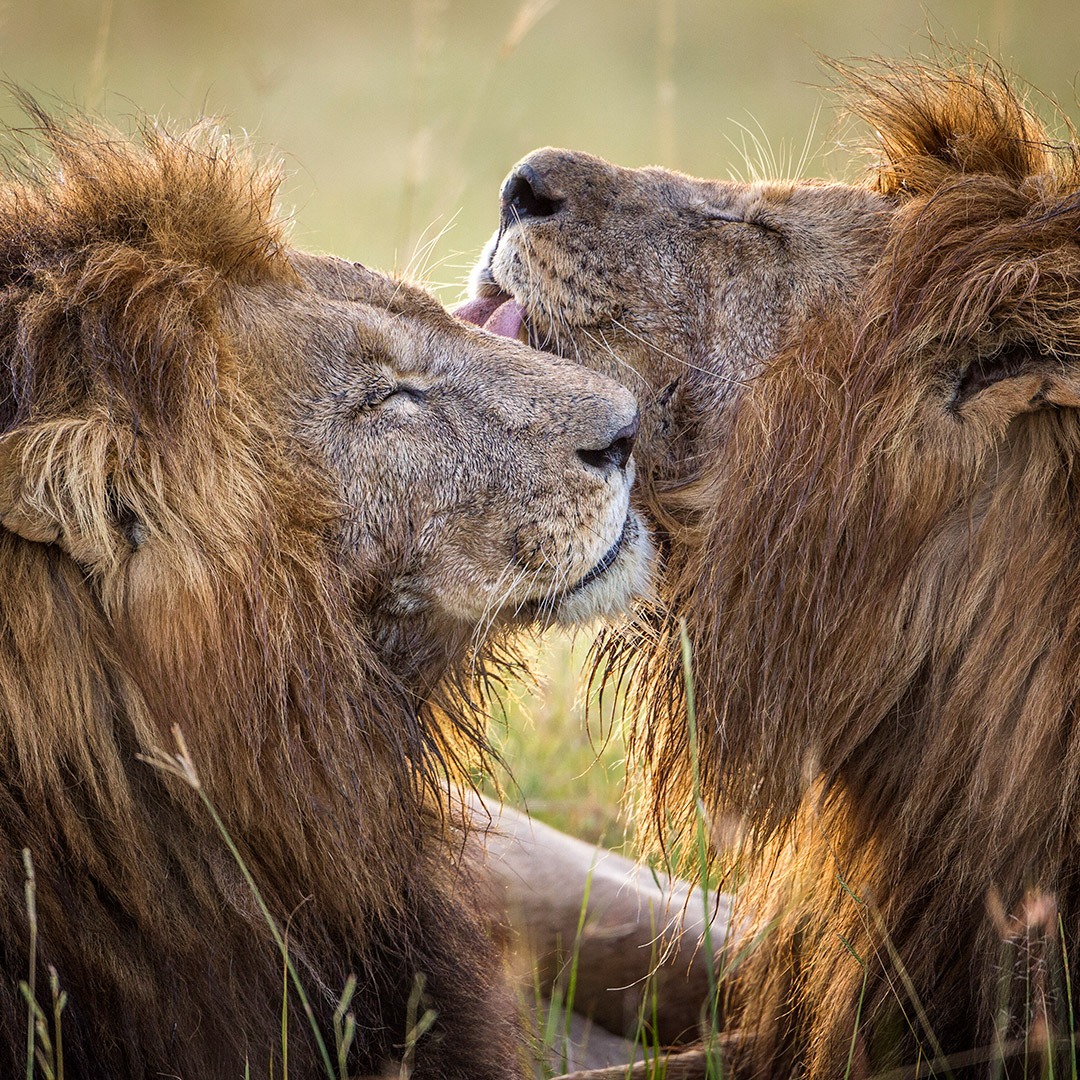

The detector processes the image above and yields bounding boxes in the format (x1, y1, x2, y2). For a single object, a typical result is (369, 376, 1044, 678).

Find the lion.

(0, 100, 652, 1080)
(461, 61, 1080, 1077)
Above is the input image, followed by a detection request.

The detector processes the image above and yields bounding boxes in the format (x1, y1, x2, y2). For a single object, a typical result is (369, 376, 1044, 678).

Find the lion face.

(464, 68, 1080, 1078)
(0, 248, 650, 641)
(275, 253, 651, 630)
(0, 111, 655, 1078)
(0, 137, 652, 700)
(460, 148, 890, 492)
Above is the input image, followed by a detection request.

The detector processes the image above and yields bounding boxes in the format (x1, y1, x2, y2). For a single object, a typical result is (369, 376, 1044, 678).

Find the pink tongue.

(453, 294, 526, 341)
(483, 298, 525, 339)
(453, 295, 503, 327)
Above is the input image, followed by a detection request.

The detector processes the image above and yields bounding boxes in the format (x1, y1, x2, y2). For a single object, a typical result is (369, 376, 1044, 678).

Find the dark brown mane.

(599, 61, 1080, 1075)
(0, 100, 413, 838)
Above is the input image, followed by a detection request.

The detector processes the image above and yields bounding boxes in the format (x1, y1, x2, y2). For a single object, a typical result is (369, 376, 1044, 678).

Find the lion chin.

(545, 508, 654, 627)
(467, 57, 1080, 1080)
(0, 97, 654, 1079)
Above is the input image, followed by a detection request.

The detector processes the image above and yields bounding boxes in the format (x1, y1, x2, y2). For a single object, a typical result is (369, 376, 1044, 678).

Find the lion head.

(0, 101, 650, 1079)
(465, 61, 1080, 1077)
(458, 143, 888, 518)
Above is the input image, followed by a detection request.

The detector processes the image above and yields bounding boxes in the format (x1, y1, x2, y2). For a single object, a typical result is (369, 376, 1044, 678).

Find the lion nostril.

(577, 413, 639, 473)
(501, 165, 563, 223)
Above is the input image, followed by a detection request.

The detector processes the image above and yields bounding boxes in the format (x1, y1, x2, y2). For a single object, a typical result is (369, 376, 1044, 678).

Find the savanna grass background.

(5, 0, 1078, 847)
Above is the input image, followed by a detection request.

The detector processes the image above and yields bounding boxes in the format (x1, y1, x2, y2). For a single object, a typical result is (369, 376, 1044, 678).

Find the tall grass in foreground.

(680, 622, 724, 1080)
(20, 852, 65, 1080)
(490, 626, 730, 1078)
(22, 631, 1080, 1078)
(144, 728, 352, 1080)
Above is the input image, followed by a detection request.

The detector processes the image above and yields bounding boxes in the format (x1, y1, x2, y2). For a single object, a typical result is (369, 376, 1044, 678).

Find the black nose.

(501, 163, 563, 224)
(577, 413, 639, 473)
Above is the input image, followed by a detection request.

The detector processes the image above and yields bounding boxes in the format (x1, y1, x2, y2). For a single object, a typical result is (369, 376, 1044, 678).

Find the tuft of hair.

(832, 56, 1079, 194)
(0, 90, 289, 283)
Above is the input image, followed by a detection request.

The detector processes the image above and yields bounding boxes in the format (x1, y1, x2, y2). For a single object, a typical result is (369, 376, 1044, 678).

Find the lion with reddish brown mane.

(465, 60, 1080, 1077)
(0, 100, 652, 1078)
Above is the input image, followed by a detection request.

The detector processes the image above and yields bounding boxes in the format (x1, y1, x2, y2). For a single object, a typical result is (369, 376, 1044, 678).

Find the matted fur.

(469, 60, 1080, 1076)
(0, 100, 647, 1079)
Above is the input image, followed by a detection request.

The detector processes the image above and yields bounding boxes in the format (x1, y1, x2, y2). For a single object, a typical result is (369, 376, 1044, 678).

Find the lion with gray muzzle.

(0, 99, 651, 1079)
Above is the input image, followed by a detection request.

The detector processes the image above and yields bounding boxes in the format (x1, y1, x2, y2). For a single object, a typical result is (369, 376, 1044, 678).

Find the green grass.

(482, 627, 728, 1079)
(481, 630, 630, 851)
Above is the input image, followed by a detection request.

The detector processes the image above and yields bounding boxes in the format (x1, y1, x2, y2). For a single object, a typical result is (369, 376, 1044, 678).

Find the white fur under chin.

(550, 511, 655, 627)
(466, 231, 500, 298)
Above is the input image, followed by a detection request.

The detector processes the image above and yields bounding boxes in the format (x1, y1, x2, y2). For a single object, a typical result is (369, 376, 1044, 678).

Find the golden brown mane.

(0, 102, 521, 1079)
(606, 62, 1080, 1075)
(0, 101, 406, 863)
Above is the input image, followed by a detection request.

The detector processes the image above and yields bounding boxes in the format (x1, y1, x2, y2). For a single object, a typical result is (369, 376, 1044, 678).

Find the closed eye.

(356, 382, 427, 411)
(357, 384, 394, 409)
(706, 212, 781, 236)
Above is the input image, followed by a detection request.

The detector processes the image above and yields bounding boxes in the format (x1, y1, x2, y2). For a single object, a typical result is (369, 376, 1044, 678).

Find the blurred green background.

(3, 0, 1077, 845)
(3, 0, 1075, 300)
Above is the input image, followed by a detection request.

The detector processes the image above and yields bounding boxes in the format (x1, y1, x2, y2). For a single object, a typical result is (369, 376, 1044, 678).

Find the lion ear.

(948, 342, 1080, 421)
(0, 430, 144, 565)
(0, 433, 61, 544)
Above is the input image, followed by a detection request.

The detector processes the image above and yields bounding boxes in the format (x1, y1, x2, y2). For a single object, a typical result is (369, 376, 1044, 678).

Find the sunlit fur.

(0, 101, 646, 1079)
(476, 60, 1080, 1078)
(625, 65, 1080, 1078)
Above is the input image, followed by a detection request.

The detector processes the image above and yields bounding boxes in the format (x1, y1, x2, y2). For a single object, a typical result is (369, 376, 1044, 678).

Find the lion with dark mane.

(0, 101, 651, 1078)
(465, 60, 1080, 1077)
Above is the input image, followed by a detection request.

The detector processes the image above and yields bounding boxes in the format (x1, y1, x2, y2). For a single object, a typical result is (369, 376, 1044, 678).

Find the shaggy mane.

(0, 103, 512, 1078)
(601, 61, 1080, 1075)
